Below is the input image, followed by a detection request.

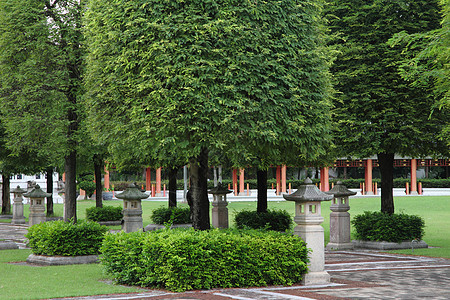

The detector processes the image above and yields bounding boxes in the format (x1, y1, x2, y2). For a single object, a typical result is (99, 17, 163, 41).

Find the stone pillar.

(210, 183, 232, 229)
(239, 169, 245, 195)
(365, 159, 374, 195)
(320, 167, 329, 192)
(156, 167, 162, 196)
(11, 186, 26, 225)
(116, 183, 148, 232)
(104, 166, 110, 191)
(410, 159, 418, 195)
(145, 167, 151, 192)
(281, 165, 287, 193)
(325, 182, 356, 250)
(24, 185, 51, 226)
(283, 178, 333, 285)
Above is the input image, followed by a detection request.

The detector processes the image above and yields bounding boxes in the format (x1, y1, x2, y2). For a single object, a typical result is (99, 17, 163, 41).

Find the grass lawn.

(0, 196, 448, 299)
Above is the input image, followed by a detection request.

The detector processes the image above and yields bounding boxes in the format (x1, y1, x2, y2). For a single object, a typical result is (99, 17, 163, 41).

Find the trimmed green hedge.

(100, 229, 309, 292)
(234, 209, 293, 232)
(26, 220, 108, 256)
(86, 206, 123, 222)
(151, 206, 191, 224)
(352, 211, 425, 243)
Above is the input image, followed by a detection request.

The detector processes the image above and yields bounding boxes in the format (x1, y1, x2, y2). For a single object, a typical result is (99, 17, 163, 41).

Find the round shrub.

(352, 211, 425, 243)
(151, 206, 191, 224)
(234, 209, 293, 232)
(86, 206, 123, 222)
(100, 228, 309, 292)
(26, 220, 108, 256)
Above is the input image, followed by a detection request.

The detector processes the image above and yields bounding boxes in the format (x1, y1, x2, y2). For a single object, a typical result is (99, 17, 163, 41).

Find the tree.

(0, 0, 84, 222)
(84, 0, 333, 229)
(326, 0, 448, 214)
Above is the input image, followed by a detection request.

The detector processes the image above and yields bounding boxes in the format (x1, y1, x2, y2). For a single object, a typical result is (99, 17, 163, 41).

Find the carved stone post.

(24, 185, 51, 226)
(11, 186, 26, 225)
(283, 178, 333, 285)
(209, 183, 232, 229)
(116, 183, 148, 232)
(325, 181, 356, 250)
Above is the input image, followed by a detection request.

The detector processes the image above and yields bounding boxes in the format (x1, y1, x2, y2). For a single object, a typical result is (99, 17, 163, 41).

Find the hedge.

(352, 211, 425, 243)
(151, 206, 191, 224)
(234, 209, 292, 232)
(86, 206, 123, 222)
(100, 229, 309, 292)
(26, 220, 108, 256)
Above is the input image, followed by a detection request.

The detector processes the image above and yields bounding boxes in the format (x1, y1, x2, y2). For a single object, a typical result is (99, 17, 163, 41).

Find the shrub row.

(26, 220, 108, 256)
(352, 211, 425, 243)
(234, 209, 292, 232)
(111, 178, 450, 191)
(100, 229, 309, 292)
(150, 206, 191, 224)
(86, 206, 123, 222)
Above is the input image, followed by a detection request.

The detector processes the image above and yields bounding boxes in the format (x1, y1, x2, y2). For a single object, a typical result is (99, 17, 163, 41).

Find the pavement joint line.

(327, 264, 450, 272)
(244, 289, 316, 300)
(212, 292, 260, 300)
(261, 283, 345, 290)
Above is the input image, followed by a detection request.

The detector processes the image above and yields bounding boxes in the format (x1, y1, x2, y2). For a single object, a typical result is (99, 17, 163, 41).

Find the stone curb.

(143, 223, 192, 231)
(97, 221, 122, 226)
(0, 241, 19, 250)
(26, 254, 99, 265)
(353, 240, 428, 250)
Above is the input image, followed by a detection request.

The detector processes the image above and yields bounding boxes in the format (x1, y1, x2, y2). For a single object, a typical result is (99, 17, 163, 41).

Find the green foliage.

(151, 206, 191, 225)
(352, 211, 425, 243)
(26, 220, 108, 256)
(78, 173, 96, 197)
(100, 229, 308, 292)
(235, 210, 293, 232)
(86, 206, 123, 222)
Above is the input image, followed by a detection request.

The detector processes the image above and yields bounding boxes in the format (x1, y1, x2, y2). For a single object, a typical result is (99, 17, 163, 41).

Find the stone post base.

(11, 218, 26, 225)
(326, 242, 354, 251)
(123, 209, 143, 233)
(302, 271, 331, 286)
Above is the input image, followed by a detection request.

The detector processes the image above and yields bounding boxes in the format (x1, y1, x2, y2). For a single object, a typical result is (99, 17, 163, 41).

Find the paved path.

(1, 223, 449, 299)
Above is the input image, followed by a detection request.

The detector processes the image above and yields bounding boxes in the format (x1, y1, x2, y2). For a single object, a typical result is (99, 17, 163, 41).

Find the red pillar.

(239, 169, 245, 195)
(156, 167, 162, 196)
(365, 159, 374, 195)
(281, 165, 287, 193)
(410, 158, 418, 195)
(104, 166, 110, 191)
(232, 169, 238, 196)
(276, 166, 281, 195)
(320, 167, 329, 192)
(145, 167, 151, 191)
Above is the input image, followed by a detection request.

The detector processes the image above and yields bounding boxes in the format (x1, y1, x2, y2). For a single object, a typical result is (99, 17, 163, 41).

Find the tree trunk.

(46, 167, 54, 216)
(257, 168, 268, 213)
(168, 166, 178, 208)
(378, 153, 395, 214)
(64, 151, 77, 223)
(1, 174, 11, 215)
(188, 147, 210, 230)
(94, 155, 103, 208)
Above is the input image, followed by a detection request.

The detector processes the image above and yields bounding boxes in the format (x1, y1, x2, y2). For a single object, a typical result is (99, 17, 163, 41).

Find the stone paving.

(1, 223, 450, 299)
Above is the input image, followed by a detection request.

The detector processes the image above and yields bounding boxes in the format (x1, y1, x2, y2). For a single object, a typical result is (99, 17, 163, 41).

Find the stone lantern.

(209, 183, 232, 229)
(11, 186, 27, 225)
(24, 185, 51, 226)
(116, 183, 148, 233)
(325, 181, 356, 250)
(283, 178, 333, 285)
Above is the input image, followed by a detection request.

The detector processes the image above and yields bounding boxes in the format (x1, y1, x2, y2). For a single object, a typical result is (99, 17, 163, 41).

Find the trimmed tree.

(84, 0, 333, 229)
(326, 0, 448, 214)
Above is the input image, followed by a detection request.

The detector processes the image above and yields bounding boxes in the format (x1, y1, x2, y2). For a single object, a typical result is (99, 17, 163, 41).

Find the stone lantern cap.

(283, 178, 333, 202)
(208, 183, 232, 195)
(116, 183, 149, 200)
(23, 185, 51, 198)
(325, 181, 356, 197)
(10, 185, 27, 194)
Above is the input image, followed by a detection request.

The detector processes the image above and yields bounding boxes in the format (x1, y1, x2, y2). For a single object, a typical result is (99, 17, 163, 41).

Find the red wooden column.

(104, 166, 110, 191)
(276, 166, 281, 195)
(320, 167, 329, 192)
(239, 168, 245, 195)
(364, 159, 374, 195)
(232, 169, 238, 196)
(156, 167, 162, 196)
(281, 165, 287, 193)
(145, 167, 151, 191)
(410, 158, 418, 195)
